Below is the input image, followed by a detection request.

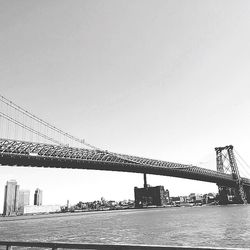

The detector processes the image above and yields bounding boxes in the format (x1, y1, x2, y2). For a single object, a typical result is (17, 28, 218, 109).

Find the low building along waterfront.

(19, 205, 61, 215)
(134, 185, 169, 208)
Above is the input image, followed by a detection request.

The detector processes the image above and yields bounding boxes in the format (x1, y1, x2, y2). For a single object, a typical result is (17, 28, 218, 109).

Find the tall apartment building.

(3, 180, 19, 216)
(34, 188, 43, 206)
(18, 190, 30, 211)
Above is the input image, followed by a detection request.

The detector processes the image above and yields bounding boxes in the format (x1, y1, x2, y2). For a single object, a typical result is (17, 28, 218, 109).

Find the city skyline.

(2, 179, 44, 215)
(1, 0, 250, 213)
(2, 178, 218, 215)
(0, 177, 229, 213)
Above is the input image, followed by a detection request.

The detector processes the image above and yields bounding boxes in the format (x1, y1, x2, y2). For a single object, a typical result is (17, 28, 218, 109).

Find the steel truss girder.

(0, 138, 250, 186)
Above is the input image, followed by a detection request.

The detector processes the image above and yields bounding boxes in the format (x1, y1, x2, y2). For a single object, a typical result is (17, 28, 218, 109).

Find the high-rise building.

(18, 190, 30, 211)
(34, 188, 42, 206)
(3, 180, 19, 216)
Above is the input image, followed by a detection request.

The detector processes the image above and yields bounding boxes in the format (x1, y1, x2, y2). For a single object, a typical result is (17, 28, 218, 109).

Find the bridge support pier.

(143, 173, 147, 188)
(233, 187, 246, 204)
(217, 185, 248, 204)
(245, 186, 250, 203)
(217, 186, 230, 205)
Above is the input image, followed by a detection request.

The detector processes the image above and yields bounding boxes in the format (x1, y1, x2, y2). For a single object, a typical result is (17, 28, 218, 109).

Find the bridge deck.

(0, 138, 249, 187)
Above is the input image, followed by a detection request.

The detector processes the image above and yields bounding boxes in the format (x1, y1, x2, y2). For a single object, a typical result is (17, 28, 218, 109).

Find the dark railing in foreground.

(0, 241, 245, 250)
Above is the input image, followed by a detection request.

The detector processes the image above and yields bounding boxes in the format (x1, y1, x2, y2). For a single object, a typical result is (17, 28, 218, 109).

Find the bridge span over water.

(1, 94, 250, 204)
(0, 138, 250, 189)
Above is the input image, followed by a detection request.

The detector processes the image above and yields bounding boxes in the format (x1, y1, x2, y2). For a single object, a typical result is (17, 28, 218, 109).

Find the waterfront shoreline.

(0, 204, 221, 222)
(0, 207, 151, 222)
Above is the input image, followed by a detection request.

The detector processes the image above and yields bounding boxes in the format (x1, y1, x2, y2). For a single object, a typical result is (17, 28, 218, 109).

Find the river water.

(0, 205, 250, 248)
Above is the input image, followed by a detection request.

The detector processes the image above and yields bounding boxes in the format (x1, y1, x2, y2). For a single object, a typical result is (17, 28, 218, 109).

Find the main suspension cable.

(0, 94, 197, 169)
(234, 149, 250, 178)
(0, 94, 100, 150)
(0, 111, 62, 145)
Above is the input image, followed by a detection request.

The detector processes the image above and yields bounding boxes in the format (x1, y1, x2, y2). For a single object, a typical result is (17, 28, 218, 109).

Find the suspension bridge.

(0, 94, 250, 204)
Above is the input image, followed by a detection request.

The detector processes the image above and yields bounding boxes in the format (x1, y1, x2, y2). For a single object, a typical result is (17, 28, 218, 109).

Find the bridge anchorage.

(215, 145, 249, 205)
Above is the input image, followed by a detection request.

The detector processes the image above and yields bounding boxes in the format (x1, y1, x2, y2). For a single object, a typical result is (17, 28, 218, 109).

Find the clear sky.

(1, 0, 250, 213)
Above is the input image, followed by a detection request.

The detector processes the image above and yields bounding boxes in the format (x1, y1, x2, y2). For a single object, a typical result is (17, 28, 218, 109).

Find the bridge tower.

(215, 145, 247, 204)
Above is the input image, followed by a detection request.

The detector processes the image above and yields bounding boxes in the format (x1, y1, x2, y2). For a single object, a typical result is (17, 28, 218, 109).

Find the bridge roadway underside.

(0, 153, 241, 188)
